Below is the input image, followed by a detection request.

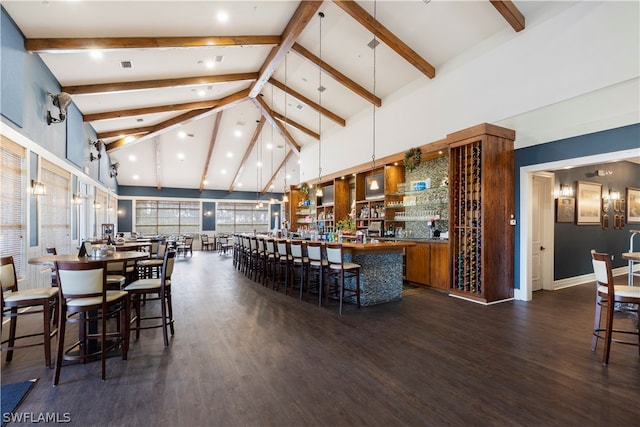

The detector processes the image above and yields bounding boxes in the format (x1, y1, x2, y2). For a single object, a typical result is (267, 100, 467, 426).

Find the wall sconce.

(93, 201, 101, 209)
(72, 194, 84, 205)
(109, 162, 119, 178)
(603, 189, 621, 201)
(46, 92, 72, 125)
(31, 180, 46, 196)
(89, 140, 103, 162)
(559, 184, 574, 197)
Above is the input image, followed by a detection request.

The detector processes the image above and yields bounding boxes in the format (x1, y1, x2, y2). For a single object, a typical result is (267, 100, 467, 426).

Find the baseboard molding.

(448, 293, 514, 305)
(553, 265, 633, 290)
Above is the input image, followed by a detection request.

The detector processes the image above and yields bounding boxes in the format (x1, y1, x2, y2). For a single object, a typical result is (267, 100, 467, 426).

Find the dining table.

(29, 250, 150, 266)
(621, 251, 640, 287)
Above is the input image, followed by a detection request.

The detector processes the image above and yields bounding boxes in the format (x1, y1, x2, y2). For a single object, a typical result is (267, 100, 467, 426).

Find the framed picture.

(627, 187, 640, 223)
(576, 181, 602, 225)
(556, 196, 575, 223)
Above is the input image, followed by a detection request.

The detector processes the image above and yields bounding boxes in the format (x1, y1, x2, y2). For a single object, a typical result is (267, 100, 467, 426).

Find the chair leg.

(161, 290, 169, 347)
(602, 302, 615, 366)
(6, 309, 17, 362)
(167, 289, 175, 337)
(43, 301, 52, 367)
(591, 298, 602, 351)
(53, 306, 66, 386)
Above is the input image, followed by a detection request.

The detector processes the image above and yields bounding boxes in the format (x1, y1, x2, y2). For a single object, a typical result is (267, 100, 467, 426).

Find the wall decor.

(556, 196, 575, 223)
(576, 181, 602, 225)
(627, 187, 640, 223)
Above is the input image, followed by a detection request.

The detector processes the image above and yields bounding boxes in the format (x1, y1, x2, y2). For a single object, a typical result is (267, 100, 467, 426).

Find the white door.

(531, 174, 553, 292)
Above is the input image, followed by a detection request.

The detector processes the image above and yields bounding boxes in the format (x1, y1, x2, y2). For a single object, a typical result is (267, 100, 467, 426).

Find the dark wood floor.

(2, 251, 639, 426)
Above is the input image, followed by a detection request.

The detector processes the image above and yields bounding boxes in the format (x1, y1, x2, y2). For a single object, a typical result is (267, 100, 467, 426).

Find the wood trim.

(271, 111, 319, 140)
(229, 117, 266, 193)
(269, 78, 346, 126)
(261, 150, 294, 195)
(25, 36, 281, 52)
(199, 111, 224, 192)
(63, 73, 257, 95)
(249, 1, 323, 98)
(332, 0, 436, 79)
(83, 100, 221, 122)
(252, 96, 301, 154)
(445, 123, 516, 146)
(291, 42, 382, 107)
(489, 1, 526, 32)
(105, 88, 250, 151)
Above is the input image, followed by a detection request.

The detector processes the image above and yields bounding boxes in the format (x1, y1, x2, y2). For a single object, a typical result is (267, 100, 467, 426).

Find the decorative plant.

(336, 217, 355, 234)
(404, 147, 422, 172)
(300, 182, 309, 198)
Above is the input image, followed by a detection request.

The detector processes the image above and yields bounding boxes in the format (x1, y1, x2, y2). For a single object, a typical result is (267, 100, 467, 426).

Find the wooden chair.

(136, 244, 166, 279)
(325, 243, 361, 315)
(176, 236, 193, 257)
(106, 260, 128, 289)
(200, 235, 214, 251)
(1, 256, 58, 367)
(590, 250, 640, 365)
(54, 261, 130, 385)
(289, 240, 308, 301)
(276, 240, 293, 294)
(263, 238, 278, 287)
(124, 250, 177, 346)
(306, 241, 327, 307)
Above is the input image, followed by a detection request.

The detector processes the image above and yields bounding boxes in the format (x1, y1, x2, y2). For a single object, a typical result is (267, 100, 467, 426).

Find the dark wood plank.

(2, 252, 638, 426)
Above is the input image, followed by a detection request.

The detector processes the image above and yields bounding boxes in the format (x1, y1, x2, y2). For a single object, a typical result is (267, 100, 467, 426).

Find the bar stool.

(325, 243, 361, 315)
(276, 240, 293, 294)
(1, 256, 58, 367)
(290, 240, 309, 301)
(306, 241, 327, 307)
(264, 238, 278, 288)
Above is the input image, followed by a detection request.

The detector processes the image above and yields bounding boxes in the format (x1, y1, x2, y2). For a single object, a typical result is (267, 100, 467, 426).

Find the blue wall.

(0, 6, 118, 191)
(514, 123, 640, 288)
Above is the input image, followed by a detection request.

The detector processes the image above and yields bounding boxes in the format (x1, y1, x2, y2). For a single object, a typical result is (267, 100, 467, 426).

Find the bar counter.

(333, 240, 415, 306)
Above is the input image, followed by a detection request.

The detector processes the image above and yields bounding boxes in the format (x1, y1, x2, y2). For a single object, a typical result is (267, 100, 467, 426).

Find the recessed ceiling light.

(227, 152, 233, 158)
(177, 153, 185, 161)
(286, 174, 291, 180)
(221, 169, 227, 175)
(205, 61, 215, 69)
(178, 131, 187, 139)
(133, 174, 139, 180)
(256, 161, 262, 168)
(266, 143, 273, 150)
(90, 50, 103, 60)
(237, 182, 243, 187)
(203, 180, 208, 185)
(128, 155, 136, 162)
(234, 130, 242, 138)
(217, 11, 229, 23)
(297, 160, 302, 164)
(198, 89, 206, 97)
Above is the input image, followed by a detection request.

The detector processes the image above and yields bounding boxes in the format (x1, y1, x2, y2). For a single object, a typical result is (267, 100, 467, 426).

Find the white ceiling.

(3, 1, 636, 193)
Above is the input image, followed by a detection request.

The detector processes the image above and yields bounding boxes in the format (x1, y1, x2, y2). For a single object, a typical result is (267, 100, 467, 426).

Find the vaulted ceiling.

(4, 0, 537, 194)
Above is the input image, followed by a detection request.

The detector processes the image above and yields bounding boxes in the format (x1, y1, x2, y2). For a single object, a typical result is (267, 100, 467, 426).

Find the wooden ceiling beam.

(269, 78, 345, 127)
(489, 1, 525, 32)
(271, 111, 319, 140)
(63, 72, 257, 95)
(199, 111, 224, 192)
(229, 117, 266, 193)
(252, 96, 301, 155)
(249, 1, 323, 98)
(25, 36, 281, 53)
(83, 100, 221, 122)
(332, 0, 436, 79)
(291, 42, 381, 107)
(105, 88, 250, 152)
(262, 149, 294, 195)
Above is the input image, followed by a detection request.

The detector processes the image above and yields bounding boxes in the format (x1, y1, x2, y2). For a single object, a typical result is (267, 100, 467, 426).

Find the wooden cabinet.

(316, 180, 350, 232)
(404, 241, 449, 290)
(448, 124, 514, 303)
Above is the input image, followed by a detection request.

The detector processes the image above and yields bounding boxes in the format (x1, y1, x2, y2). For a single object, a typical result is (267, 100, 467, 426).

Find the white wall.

(299, 1, 640, 180)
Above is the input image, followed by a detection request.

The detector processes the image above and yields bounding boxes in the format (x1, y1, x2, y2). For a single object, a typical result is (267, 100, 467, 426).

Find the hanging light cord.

(318, 12, 324, 188)
(371, 0, 377, 174)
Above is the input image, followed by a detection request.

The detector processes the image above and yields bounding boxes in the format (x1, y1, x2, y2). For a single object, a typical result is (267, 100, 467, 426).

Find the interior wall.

(553, 161, 640, 279)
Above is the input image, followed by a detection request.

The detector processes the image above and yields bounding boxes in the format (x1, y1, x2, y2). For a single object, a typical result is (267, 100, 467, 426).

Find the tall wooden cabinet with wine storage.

(316, 180, 350, 233)
(354, 169, 386, 233)
(448, 124, 515, 303)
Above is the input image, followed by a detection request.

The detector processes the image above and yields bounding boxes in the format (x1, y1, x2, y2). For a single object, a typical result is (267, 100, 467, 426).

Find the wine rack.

(448, 124, 514, 303)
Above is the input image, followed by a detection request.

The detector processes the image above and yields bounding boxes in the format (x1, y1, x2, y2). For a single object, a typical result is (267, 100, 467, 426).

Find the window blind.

(40, 159, 71, 254)
(0, 136, 26, 276)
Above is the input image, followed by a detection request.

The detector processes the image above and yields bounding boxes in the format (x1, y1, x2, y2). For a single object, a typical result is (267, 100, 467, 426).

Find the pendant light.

(282, 52, 290, 204)
(369, 0, 379, 191)
(315, 11, 324, 198)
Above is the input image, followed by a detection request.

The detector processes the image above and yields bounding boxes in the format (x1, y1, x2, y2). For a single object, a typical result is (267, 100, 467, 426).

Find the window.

(40, 159, 71, 254)
(216, 202, 269, 233)
(0, 136, 26, 276)
(135, 200, 199, 236)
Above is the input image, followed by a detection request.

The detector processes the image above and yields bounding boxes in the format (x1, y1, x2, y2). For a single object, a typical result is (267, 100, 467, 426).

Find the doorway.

(531, 173, 554, 292)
